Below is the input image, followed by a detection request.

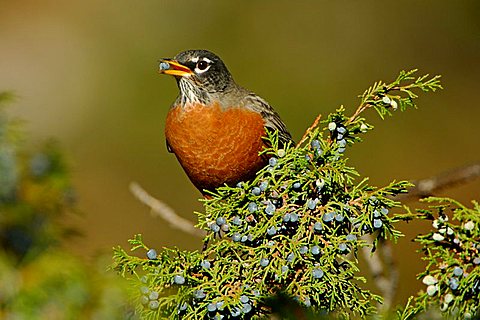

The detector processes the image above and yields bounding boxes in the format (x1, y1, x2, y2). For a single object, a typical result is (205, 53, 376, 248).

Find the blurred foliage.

(112, 70, 477, 319)
(0, 92, 133, 319)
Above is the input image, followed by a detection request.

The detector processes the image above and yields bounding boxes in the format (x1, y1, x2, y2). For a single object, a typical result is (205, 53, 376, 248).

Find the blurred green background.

(1, 0, 479, 306)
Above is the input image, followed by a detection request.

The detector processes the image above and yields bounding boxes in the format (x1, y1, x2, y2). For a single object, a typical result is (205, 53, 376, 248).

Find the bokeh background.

(1, 0, 479, 306)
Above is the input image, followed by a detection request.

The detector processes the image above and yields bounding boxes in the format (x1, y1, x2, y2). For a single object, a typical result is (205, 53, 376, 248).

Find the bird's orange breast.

(165, 103, 267, 192)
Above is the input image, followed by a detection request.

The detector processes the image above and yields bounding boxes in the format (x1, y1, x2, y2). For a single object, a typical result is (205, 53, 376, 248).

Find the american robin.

(158, 49, 293, 195)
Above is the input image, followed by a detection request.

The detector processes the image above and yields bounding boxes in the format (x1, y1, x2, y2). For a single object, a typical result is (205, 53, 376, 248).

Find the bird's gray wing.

(243, 93, 294, 147)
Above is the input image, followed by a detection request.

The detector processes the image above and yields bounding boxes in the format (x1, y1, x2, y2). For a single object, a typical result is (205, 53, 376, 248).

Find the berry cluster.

(119, 122, 410, 319)
(415, 198, 480, 318)
(189, 125, 406, 318)
(327, 122, 348, 155)
(381, 95, 398, 111)
(140, 284, 161, 311)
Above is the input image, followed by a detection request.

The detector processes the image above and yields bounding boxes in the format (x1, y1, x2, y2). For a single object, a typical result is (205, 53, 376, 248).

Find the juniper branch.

(407, 198, 480, 318)
(347, 69, 442, 124)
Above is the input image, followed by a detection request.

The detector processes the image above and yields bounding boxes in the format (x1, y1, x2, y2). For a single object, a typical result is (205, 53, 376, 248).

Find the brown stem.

(396, 162, 480, 201)
(296, 114, 322, 147)
(129, 182, 206, 238)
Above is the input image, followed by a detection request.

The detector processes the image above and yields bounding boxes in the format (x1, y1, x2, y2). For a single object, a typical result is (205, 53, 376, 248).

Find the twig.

(296, 114, 322, 147)
(129, 182, 206, 238)
(396, 162, 480, 201)
(347, 102, 372, 125)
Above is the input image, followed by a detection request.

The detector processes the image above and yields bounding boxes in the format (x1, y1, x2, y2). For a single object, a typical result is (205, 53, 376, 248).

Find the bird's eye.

(196, 60, 209, 71)
(197, 60, 208, 70)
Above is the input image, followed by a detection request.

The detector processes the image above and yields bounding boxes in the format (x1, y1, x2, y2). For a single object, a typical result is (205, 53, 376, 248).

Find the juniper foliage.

(113, 70, 445, 319)
(401, 198, 480, 319)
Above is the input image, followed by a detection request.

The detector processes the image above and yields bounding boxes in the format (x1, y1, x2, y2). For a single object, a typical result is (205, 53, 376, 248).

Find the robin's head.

(159, 50, 235, 105)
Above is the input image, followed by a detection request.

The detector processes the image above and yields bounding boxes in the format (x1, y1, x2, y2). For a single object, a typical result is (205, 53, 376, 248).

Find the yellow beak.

(158, 59, 194, 77)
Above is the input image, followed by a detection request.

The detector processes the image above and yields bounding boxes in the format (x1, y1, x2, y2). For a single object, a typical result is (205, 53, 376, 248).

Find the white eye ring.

(194, 60, 211, 74)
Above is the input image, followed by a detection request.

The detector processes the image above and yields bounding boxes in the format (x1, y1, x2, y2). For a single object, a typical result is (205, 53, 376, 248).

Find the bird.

(158, 49, 293, 195)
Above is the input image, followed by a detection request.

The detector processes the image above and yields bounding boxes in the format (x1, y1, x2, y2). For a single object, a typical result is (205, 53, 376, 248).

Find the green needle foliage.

(403, 198, 480, 319)
(113, 70, 445, 319)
